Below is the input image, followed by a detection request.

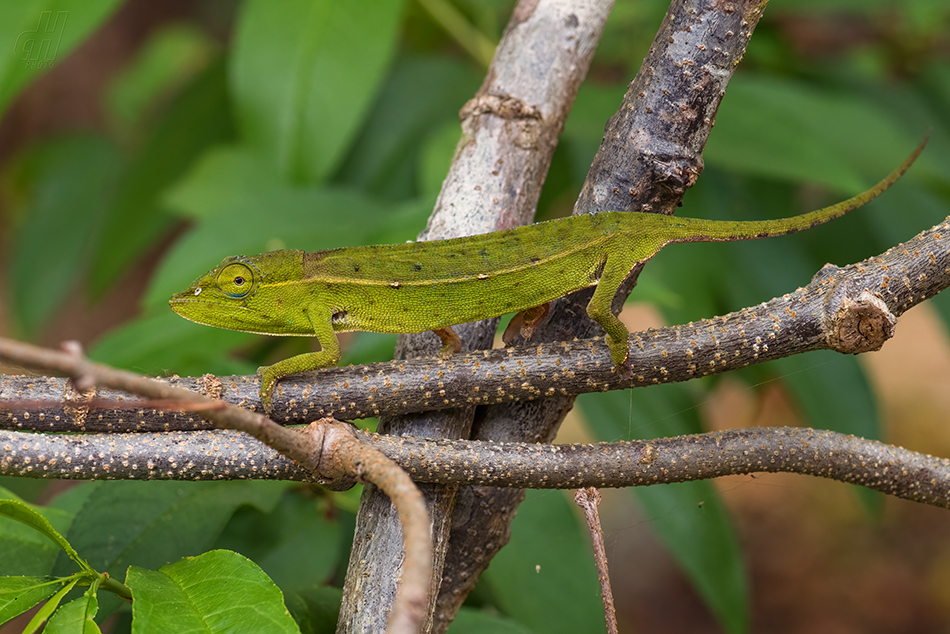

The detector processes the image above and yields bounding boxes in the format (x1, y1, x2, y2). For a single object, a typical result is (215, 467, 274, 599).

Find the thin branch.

(307, 421, 433, 634)
(575, 488, 618, 634)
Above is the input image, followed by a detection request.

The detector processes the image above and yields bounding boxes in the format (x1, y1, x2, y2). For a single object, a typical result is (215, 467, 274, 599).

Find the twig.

(574, 488, 618, 634)
(305, 421, 433, 634)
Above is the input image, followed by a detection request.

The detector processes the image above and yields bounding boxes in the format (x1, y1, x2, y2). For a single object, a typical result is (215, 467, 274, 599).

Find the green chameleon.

(170, 140, 924, 411)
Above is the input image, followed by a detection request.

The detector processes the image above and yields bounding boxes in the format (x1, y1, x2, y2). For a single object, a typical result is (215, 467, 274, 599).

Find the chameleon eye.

(217, 262, 256, 299)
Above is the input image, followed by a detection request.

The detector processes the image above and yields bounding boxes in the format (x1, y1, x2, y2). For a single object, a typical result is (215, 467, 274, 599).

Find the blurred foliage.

(1, 0, 949, 632)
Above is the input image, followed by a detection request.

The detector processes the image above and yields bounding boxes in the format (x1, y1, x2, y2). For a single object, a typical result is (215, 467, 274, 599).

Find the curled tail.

(662, 134, 928, 244)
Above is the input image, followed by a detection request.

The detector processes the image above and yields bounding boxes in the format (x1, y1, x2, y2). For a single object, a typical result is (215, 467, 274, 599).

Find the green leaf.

(127, 550, 299, 633)
(0, 1, 122, 117)
(481, 490, 602, 634)
(46, 482, 97, 517)
(230, 0, 406, 183)
(89, 58, 235, 296)
(162, 146, 282, 220)
(7, 134, 122, 337)
(448, 607, 537, 634)
(418, 120, 465, 198)
(334, 56, 479, 199)
(0, 499, 87, 572)
(22, 577, 79, 634)
(54, 481, 291, 576)
(44, 591, 100, 634)
(106, 23, 217, 137)
(0, 487, 75, 576)
(89, 310, 257, 378)
(214, 491, 342, 593)
(705, 75, 914, 193)
(284, 586, 342, 634)
(772, 352, 883, 512)
(579, 385, 748, 634)
(53, 481, 293, 617)
(0, 577, 61, 624)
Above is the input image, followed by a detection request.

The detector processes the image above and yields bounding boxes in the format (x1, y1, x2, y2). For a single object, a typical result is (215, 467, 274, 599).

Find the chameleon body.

(170, 141, 924, 411)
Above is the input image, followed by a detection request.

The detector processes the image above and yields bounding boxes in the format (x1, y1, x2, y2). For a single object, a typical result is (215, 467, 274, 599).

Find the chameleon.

(170, 139, 925, 411)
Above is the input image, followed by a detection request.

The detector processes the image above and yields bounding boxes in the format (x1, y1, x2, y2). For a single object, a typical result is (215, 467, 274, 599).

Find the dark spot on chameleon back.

(413, 263, 423, 271)
(353, 263, 360, 272)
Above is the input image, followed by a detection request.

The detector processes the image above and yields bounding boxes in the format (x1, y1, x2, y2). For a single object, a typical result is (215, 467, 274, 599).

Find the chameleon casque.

(170, 140, 924, 411)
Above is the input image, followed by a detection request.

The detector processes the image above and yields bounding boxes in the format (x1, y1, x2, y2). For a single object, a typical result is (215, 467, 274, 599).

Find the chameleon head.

(169, 250, 315, 335)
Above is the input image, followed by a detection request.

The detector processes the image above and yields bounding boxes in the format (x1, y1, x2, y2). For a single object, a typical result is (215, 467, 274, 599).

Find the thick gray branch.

(338, 2, 614, 632)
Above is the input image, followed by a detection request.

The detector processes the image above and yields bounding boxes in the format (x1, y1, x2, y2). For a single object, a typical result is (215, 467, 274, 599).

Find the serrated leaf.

(0, 577, 61, 624)
(44, 591, 100, 634)
(230, 0, 405, 183)
(53, 481, 293, 618)
(481, 490, 602, 634)
(127, 550, 299, 633)
(22, 576, 79, 634)
(578, 385, 748, 634)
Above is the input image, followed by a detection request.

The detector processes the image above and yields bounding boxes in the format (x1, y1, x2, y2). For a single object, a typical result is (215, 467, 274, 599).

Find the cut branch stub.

(825, 289, 897, 354)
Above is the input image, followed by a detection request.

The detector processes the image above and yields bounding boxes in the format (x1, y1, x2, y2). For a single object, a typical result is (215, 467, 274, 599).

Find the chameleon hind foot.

(433, 326, 462, 359)
(502, 303, 551, 345)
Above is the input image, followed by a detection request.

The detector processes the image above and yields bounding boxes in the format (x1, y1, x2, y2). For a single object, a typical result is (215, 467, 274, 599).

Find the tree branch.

(335, 2, 616, 631)
(3, 422, 949, 510)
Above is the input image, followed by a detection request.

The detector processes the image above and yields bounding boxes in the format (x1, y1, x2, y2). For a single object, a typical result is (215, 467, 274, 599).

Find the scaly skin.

(170, 139, 925, 411)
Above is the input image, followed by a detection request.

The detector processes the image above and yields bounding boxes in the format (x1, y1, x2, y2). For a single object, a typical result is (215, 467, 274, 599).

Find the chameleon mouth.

(168, 295, 270, 330)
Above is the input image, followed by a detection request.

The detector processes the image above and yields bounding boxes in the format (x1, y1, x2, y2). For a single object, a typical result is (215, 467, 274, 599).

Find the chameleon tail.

(662, 134, 928, 244)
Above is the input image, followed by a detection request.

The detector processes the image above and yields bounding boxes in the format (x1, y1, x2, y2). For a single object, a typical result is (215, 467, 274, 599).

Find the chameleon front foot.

(258, 366, 279, 413)
(256, 347, 341, 414)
